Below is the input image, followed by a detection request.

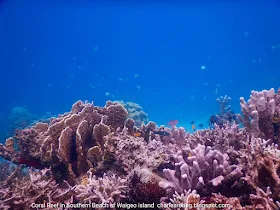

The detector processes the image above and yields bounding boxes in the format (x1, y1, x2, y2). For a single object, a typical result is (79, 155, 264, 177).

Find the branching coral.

(238, 88, 280, 145)
(187, 123, 247, 151)
(216, 95, 232, 116)
(0, 168, 75, 210)
(75, 170, 127, 207)
(240, 153, 280, 206)
(159, 144, 243, 201)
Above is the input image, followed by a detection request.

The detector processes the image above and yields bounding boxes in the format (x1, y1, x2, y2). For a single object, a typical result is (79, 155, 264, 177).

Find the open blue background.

(0, 0, 279, 135)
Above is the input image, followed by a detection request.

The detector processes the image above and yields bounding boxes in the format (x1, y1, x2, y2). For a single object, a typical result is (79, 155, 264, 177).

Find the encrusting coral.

(0, 88, 280, 209)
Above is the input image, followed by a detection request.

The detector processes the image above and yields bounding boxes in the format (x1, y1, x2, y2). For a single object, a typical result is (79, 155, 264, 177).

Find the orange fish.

(192, 124, 196, 131)
(134, 132, 142, 137)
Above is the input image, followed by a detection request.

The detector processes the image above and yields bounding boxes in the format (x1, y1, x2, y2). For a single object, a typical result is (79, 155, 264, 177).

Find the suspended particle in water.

(200, 65, 206, 70)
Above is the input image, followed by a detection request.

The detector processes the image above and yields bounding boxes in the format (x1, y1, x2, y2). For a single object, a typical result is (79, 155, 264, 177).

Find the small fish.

(190, 121, 195, 124)
(168, 120, 179, 127)
(188, 153, 192, 157)
(134, 132, 142, 137)
(198, 123, 204, 128)
(191, 124, 196, 131)
(153, 130, 170, 136)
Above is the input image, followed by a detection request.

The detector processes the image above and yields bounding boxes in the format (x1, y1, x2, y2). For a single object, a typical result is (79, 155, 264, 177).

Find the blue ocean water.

(0, 0, 279, 139)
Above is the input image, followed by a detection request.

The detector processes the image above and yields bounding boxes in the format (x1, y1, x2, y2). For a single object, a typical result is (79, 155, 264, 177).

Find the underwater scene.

(1, 0, 280, 209)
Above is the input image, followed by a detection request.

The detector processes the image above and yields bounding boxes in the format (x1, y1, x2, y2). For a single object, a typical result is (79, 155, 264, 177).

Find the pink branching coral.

(75, 170, 128, 207)
(159, 144, 243, 201)
(0, 168, 75, 210)
(238, 88, 280, 145)
(187, 123, 247, 151)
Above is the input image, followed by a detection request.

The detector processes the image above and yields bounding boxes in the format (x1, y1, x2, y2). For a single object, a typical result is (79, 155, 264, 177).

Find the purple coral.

(0, 168, 74, 209)
(238, 88, 280, 145)
(112, 128, 169, 172)
(75, 170, 127, 205)
(0, 88, 280, 209)
(159, 144, 243, 200)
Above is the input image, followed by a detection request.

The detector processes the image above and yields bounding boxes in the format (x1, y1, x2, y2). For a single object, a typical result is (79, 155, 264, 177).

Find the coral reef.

(0, 168, 74, 210)
(7, 107, 34, 136)
(75, 170, 128, 206)
(212, 95, 239, 128)
(158, 144, 243, 200)
(217, 95, 232, 116)
(0, 88, 280, 209)
(0, 100, 128, 182)
(110, 128, 169, 172)
(115, 100, 149, 126)
(238, 88, 280, 145)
